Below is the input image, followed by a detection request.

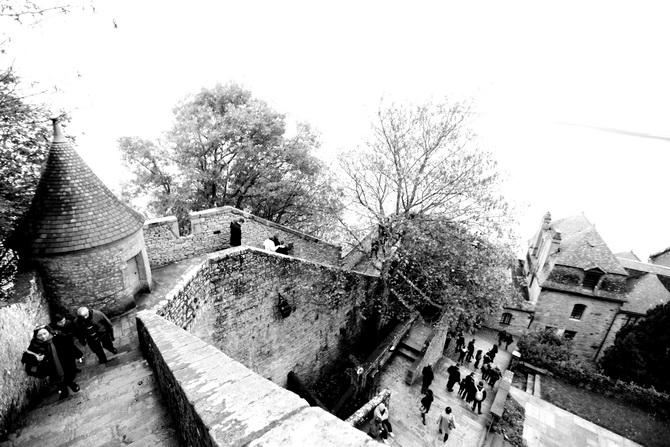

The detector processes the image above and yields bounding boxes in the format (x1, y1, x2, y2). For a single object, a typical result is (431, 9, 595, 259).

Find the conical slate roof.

(9, 121, 144, 255)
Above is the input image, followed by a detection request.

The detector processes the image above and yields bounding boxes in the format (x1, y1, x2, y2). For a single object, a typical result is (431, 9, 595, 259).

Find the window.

(570, 304, 586, 320)
(563, 330, 577, 340)
(545, 326, 556, 333)
(623, 315, 639, 327)
(582, 269, 603, 289)
(500, 312, 512, 325)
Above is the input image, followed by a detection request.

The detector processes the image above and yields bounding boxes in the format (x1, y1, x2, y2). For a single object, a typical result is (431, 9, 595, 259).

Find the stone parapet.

(345, 389, 392, 429)
(0, 272, 51, 434)
(136, 310, 377, 447)
(144, 206, 341, 268)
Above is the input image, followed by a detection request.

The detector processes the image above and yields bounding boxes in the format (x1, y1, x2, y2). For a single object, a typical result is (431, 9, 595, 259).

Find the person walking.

(465, 339, 475, 362)
(473, 349, 483, 369)
(420, 389, 434, 425)
(457, 345, 467, 365)
(459, 372, 474, 400)
(446, 364, 461, 392)
(229, 218, 244, 247)
(22, 325, 80, 400)
(421, 364, 435, 394)
(488, 366, 501, 388)
(481, 362, 492, 382)
(437, 407, 456, 443)
(49, 313, 84, 369)
(497, 329, 507, 346)
(374, 402, 395, 439)
(455, 332, 465, 352)
(472, 381, 487, 415)
(76, 307, 117, 364)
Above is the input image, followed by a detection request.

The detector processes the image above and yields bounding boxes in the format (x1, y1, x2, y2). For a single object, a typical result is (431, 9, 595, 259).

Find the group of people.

(21, 306, 117, 400)
(367, 402, 395, 444)
(419, 364, 457, 443)
(229, 217, 293, 256)
(445, 363, 489, 415)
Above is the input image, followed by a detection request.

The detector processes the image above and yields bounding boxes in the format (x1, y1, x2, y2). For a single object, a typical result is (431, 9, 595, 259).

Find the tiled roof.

(650, 246, 670, 260)
(622, 273, 670, 315)
(550, 215, 627, 275)
(8, 122, 144, 255)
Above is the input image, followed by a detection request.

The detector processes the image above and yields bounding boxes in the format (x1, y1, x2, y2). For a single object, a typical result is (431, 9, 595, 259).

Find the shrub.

(517, 329, 574, 369)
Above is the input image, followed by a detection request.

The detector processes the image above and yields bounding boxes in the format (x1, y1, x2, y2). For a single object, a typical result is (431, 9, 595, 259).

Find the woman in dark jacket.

(23, 326, 80, 399)
(420, 389, 434, 425)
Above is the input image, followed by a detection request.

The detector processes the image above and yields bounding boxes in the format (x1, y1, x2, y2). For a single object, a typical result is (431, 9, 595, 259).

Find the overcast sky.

(5, 1, 670, 259)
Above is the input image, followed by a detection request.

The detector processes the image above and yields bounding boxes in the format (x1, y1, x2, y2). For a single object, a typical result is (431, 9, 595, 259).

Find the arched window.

(500, 312, 512, 325)
(570, 304, 586, 320)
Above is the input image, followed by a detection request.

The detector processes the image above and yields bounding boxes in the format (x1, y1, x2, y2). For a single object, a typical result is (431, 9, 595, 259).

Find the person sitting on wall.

(263, 236, 278, 252)
(229, 218, 244, 247)
(75, 307, 117, 364)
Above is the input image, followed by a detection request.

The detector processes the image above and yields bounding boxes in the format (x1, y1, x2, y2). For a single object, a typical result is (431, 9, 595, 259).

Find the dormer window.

(582, 269, 604, 289)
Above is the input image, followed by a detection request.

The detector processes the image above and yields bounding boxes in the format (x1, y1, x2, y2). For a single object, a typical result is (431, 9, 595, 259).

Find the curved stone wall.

(35, 229, 151, 317)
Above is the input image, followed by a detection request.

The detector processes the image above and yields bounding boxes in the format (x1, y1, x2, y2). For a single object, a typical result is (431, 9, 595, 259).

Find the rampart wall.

(136, 310, 377, 446)
(152, 247, 380, 389)
(0, 272, 51, 434)
(143, 206, 340, 268)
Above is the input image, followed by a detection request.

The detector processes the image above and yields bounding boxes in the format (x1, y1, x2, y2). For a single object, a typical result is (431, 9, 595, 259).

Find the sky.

(4, 1, 670, 259)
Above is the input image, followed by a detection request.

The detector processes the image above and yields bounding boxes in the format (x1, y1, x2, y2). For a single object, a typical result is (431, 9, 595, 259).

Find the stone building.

(7, 121, 152, 317)
(490, 212, 670, 362)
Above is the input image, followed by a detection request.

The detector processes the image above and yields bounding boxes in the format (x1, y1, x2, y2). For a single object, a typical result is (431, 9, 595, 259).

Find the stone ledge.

(136, 310, 375, 446)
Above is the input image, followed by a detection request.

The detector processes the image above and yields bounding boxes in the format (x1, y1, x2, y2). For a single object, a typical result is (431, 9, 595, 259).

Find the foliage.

(491, 395, 528, 447)
(120, 83, 342, 237)
(548, 359, 670, 421)
(339, 97, 517, 328)
(600, 301, 670, 394)
(517, 329, 575, 368)
(0, 70, 58, 300)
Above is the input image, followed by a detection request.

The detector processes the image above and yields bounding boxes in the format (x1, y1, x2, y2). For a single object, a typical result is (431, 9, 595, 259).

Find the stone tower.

(7, 121, 152, 316)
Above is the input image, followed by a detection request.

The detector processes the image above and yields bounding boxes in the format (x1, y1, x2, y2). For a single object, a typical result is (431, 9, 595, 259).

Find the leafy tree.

(0, 69, 65, 300)
(517, 329, 575, 368)
(339, 98, 517, 329)
(120, 83, 342, 237)
(601, 302, 670, 393)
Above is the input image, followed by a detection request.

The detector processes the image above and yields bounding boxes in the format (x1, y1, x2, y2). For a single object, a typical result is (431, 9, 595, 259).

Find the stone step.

(395, 344, 418, 362)
(525, 373, 535, 394)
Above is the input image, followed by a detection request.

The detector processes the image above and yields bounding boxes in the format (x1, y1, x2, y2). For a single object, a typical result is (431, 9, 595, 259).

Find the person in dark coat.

(472, 381, 487, 415)
(455, 332, 465, 352)
(420, 389, 434, 425)
(465, 374, 478, 403)
(49, 313, 84, 372)
(421, 364, 434, 393)
(76, 307, 116, 364)
(229, 218, 244, 247)
(487, 345, 498, 362)
(465, 339, 475, 362)
(459, 372, 474, 399)
(488, 366, 502, 388)
(446, 364, 461, 392)
(474, 349, 483, 369)
(481, 362, 492, 382)
(457, 345, 467, 365)
(23, 326, 80, 399)
(497, 329, 507, 346)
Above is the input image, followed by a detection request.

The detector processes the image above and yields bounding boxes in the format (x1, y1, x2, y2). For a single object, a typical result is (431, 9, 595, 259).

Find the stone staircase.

(4, 312, 177, 447)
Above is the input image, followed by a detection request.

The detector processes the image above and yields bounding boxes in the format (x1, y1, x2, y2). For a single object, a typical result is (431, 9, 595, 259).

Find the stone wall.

(407, 312, 449, 386)
(345, 389, 391, 429)
(151, 247, 379, 389)
(34, 229, 150, 317)
(0, 272, 51, 434)
(136, 310, 377, 447)
(531, 289, 621, 360)
(486, 307, 534, 338)
(144, 206, 341, 269)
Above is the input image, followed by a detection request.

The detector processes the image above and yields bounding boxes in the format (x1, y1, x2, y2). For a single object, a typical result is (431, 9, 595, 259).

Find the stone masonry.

(144, 206, 341, 268)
